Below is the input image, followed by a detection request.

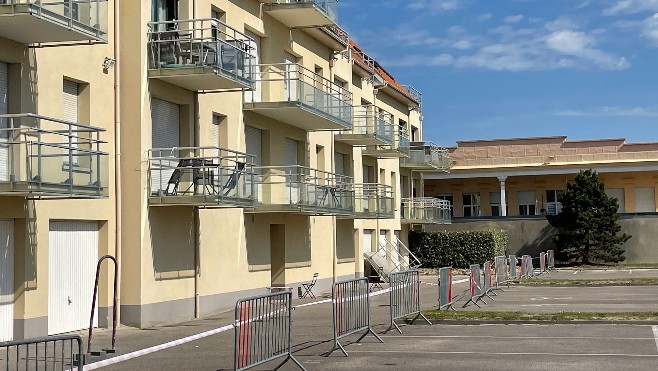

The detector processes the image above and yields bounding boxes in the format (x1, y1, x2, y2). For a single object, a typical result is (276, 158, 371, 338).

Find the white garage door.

(0, 220, 13, 341)
(48, 221, 99, 335)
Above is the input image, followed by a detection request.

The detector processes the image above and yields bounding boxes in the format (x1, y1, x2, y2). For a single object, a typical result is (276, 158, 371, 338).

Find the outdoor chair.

(222, 162, 246, 196)
(301, 273, 318, 299)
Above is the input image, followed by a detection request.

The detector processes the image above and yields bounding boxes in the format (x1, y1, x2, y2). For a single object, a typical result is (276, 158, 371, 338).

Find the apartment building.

(0, 1, 115, 340)
(0, 0, 451, 340)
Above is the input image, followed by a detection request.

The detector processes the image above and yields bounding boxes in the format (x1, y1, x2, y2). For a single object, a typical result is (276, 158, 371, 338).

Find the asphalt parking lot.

(73, 269, 658, 370)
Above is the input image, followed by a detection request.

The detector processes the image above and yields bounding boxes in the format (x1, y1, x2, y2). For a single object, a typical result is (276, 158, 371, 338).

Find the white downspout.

(113, 0, 122, 326)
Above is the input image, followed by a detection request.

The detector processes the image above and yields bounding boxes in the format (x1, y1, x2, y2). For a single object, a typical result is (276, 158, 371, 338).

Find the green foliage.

(409, 230, 509, 269)
(546, 169, 631, 264)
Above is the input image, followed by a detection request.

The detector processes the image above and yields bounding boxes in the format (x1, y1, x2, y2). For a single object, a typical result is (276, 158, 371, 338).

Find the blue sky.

(337, 0, 658, 147)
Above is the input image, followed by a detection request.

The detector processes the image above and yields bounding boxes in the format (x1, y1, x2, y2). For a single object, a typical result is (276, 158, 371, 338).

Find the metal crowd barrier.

(547, 250, 556, 270)
(527, 255, 535, 278)
(233, 291, 306, 370)
(539, 252, 547, 274)
(482, 262, 497, 299)
(508, 255, 518, 280)
(462, 264, 485, 308)
(494, 256, 509, 289)
(438, 266, 455, 310)
(521, 255, 534, 278)
(325, 278, 383, 357)
(0, 335, 84, 370)
(386, 270, 431, 333)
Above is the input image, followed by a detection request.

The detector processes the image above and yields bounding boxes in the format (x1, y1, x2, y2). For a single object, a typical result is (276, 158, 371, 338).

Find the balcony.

(401, 198, 451, 224)
(304, 24, 349, 51)
(250, 165, 354, 216)
(335, 106, 393, 146)
(258, 0, 338, 28)
(147, 146, 258, 208)
(0, 0, 107, 44)
(244, 63, 353, 131)
(351, 49, 375, 77)
(147, 18, 255, 91)
(0, 114, 107, 198)
(362, 126, 410, 158)
(401, 141, 451, 171)
(402, 85, 422, 106)
(352, 183, 394, 219)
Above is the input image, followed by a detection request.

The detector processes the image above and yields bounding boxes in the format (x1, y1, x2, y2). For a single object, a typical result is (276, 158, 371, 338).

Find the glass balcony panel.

(401, 197, 452, 224)
(353, 183, 394, 219)
(335, 105, 393, 146)
(147, 146, 258, 207)
(259, 0, 338, 28)
(0, 0, 107, 44)
(245, 63, 353, 131)
(252, 165, 354, 215)
(402, 141, 451, 170)
(147, 18, 255, 91)
(0, 114, 107, 197)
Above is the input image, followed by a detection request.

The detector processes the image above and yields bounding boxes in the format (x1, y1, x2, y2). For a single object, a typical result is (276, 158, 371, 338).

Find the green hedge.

(409, 230, 509, 269)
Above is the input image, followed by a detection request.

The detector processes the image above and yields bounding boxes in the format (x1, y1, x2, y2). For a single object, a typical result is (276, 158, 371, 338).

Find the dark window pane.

(491, 205, 500, 217)
(463, 207, 472, 217)
(529, 205, 536, 215)
(463, 194, 471, 205)
(546, 191, 555, 203)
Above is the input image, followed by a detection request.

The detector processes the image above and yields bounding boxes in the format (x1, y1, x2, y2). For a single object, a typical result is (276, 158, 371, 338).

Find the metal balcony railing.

(0, 113, 107, 198)
(147, 146, 258, 207)
(322, 23, 349, 45)
(352, 183, 394, 219)
(262, 0, 338, 24)
(362, 125, 410, 158)
(402, 84, 422, 105)
(352, 49, 375, 73)
(253, 165, 354, 215)
(0, 0, 108, 43)
(147, 18, 255, 90)
(401, 197, 451, 224)
(402, 141, 451, 171)
(245, 63, 353, 130)
(336, 106, 394, 145)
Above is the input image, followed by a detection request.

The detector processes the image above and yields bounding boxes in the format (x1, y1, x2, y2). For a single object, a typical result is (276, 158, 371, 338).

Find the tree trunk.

(583, 240, 590, 265)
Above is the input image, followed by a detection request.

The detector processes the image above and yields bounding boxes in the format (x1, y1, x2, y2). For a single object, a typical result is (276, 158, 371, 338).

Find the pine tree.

(546, 169, 630, 264)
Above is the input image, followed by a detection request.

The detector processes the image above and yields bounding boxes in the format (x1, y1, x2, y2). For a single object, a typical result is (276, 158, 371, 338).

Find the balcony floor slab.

(0, 6, 104, 44)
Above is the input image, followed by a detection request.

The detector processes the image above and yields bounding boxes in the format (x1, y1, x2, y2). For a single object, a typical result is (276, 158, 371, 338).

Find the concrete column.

(498, 176, 508, 217)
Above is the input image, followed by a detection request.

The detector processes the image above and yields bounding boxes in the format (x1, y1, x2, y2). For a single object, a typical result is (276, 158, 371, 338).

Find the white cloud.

(602, 0, 658, 16)
(505, 15, 525, 23)
(451, 40, 473, 49)
(641, 13, 658, 46)
(555, 106, 658, 118)
(408, 0, 463, 14)
(477, 13, 492, 21)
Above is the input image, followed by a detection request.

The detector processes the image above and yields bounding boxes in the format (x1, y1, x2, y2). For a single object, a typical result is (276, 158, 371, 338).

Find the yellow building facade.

(426, 136, 658, 217)
(0, 0, 451, 340)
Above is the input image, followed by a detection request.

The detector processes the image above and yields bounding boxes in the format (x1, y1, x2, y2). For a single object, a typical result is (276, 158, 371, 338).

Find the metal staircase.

(363, 238, 422, 282)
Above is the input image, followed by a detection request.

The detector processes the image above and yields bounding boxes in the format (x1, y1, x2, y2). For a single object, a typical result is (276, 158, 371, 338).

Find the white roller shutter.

(150, 98, 180, 194)
(245, 31, 261, 103)
(245, 125, 262, 201)
(210, 115, 220, 158)
(63, 80, 79, 123)
(284, 52, 297, 101)
(0, 62, 7, 181)
(48, 221, 99, 335)
(0, 220, 13, 341)
(334, 152, 345, 176)
(606, 188, 625, 213)
(245, 125, 262, 166)
(63, 80, 79, 165)
(284, 138, 299, 203)
(635, 188, 655, 212)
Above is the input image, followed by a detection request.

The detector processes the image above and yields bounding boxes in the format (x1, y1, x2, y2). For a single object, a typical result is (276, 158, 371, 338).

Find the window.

(436, 194, 453, 218)
(545, 190, 564, 215)
(518, 191, 537, 216)
(462, 193, 480, 217)
(63, 80, 80, 165)
(635, 187, 655, 212)
(490, 192, 501, 217)
(605, 188, 625, 213)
